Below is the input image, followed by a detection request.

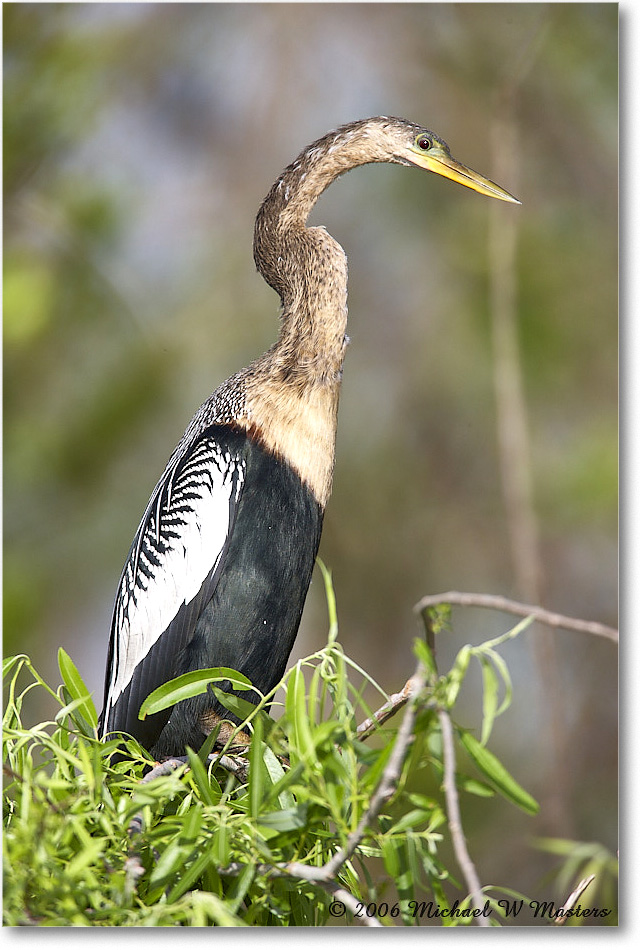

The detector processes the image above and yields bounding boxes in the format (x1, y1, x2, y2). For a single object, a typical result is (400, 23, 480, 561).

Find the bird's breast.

(245, 378, 340, 509)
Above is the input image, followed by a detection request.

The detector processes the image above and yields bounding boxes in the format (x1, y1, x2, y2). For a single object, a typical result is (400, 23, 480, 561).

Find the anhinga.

(100, 116, 519, 759)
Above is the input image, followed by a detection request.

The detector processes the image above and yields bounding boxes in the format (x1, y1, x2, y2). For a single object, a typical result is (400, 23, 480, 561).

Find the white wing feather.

(105, 438, 245, 710)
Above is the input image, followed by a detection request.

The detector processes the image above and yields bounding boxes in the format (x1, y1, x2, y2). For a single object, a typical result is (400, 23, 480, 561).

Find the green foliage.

(3, 591, 615, 927)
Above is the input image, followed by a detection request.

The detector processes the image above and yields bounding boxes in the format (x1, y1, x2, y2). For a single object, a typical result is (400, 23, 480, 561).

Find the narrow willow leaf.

(431, 876, 458, 926)
(186, 747, 218, 807)
(387, 808, 438, 836)
(479, 655, 499, 745)
(167, 846, 213, 903)
(257, 803, 308, 831)
(414, 636, 438, 679)
(477, 614, 534, 652)
(381, 836, 400, 879)
(261, 745, 294, 810)
(444, 645, 471, 707)
(139, 667, 253, 718)
(286, 664, 314, 762)
(317, 558, 338, 643)
(460, 776, 495, 798)
(214, 817, 230, 866)
(181, 801, 204, 842)
(308, 664, 322, 727)
(459, 729, 539, 815)
(149, 841, 190, 889)
(58, 648, 98, 729)
(3, 655, 27, 679)
(248, 714, 264, 818)
(65, 838, 105, 877)
(210, 686, 258, 721)
(227, 863, 256, 916)
(486, 648, 513, 718)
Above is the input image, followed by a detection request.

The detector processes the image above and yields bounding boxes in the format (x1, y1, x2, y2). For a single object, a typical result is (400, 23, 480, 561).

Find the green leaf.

(139, 667, 253, 718)
(460, 776, 496, 798)
(459, 729, 539, 815)
(486, 649, 513, 717)
(286, 663, 314, 764)
(261, 746, 294, 810)
(210, 686, 260, 722)
(413, 636, 438, 678)
(387, 808, 438, 835)
(248, 713, 264, 818)
(444, 644, 471, 706)
(479, 655, 499, 745)
(149, 840, 192, 889)
(186, 746, 219, 807)
(166, 845, 214, 903)
(3, 654, 27, 679)
(57, 648, 98, 730)
(181, 801, 204, 842)
(317, 558, 339, 643)
(257, 803, 309, 832)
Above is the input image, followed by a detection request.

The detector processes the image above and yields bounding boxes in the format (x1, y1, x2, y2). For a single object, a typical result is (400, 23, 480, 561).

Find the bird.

(100, 116, 519, 760)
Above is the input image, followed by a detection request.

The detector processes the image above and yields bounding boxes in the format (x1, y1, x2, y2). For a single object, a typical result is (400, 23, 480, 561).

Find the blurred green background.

(4, 2, 617, 911)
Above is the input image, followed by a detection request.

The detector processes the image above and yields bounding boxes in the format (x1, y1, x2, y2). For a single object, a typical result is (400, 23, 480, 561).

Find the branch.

(355, 675, 416, 741)
(553, 874, 596, 926)
(415, 591, 618, 643)
(438, 708, 489, 926)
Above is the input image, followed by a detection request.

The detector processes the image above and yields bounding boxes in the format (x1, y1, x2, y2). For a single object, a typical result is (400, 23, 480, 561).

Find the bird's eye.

(416, 135, 432, 151)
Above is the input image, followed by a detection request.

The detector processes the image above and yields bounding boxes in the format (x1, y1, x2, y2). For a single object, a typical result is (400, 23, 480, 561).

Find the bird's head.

(364, 116, 521, 204)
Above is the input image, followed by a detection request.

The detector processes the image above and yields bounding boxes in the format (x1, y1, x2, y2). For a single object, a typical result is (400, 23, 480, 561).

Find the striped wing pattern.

(102, 432, 245, 737)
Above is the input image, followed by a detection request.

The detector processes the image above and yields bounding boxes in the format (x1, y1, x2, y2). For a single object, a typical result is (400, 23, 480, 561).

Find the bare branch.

(355, 675, 416, 741)
(415, 591, 618, 643)
(139, 756, 187, 784)
(320, 883, 382, 928)
(438, 708, 490, 926)
(553, 874, 596, 926)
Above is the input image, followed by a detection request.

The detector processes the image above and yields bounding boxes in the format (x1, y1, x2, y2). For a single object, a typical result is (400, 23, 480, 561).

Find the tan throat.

(244, 372, 341, 509)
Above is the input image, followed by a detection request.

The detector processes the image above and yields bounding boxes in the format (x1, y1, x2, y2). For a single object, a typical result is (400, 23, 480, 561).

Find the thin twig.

(438, 708, 490, 927)
(140, 756, 187, 784)
(553, 874, 596, 926)
(322, 884, 382, 928)
(355, 676, 416, 741)
(415, 591, 618, 643)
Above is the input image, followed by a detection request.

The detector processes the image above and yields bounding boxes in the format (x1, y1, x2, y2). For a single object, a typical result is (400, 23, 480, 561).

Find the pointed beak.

(410, 143, 521, 204)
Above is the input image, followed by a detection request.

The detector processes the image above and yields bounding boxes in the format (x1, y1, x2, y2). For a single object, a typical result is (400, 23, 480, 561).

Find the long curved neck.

(252, 119, 398, 378)
(254, 121, 381, 292)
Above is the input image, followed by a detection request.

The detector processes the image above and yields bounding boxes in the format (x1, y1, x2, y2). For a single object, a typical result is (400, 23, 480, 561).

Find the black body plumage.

(102, 423, 323, 758)
(104, 425, 323, 758)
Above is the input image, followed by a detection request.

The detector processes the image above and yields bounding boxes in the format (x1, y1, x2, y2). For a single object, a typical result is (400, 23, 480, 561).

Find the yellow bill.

(409, 139, 520, 204)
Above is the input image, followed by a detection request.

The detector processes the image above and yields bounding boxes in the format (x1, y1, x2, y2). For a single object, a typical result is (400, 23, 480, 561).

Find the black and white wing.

(101, 427, 245, 751)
